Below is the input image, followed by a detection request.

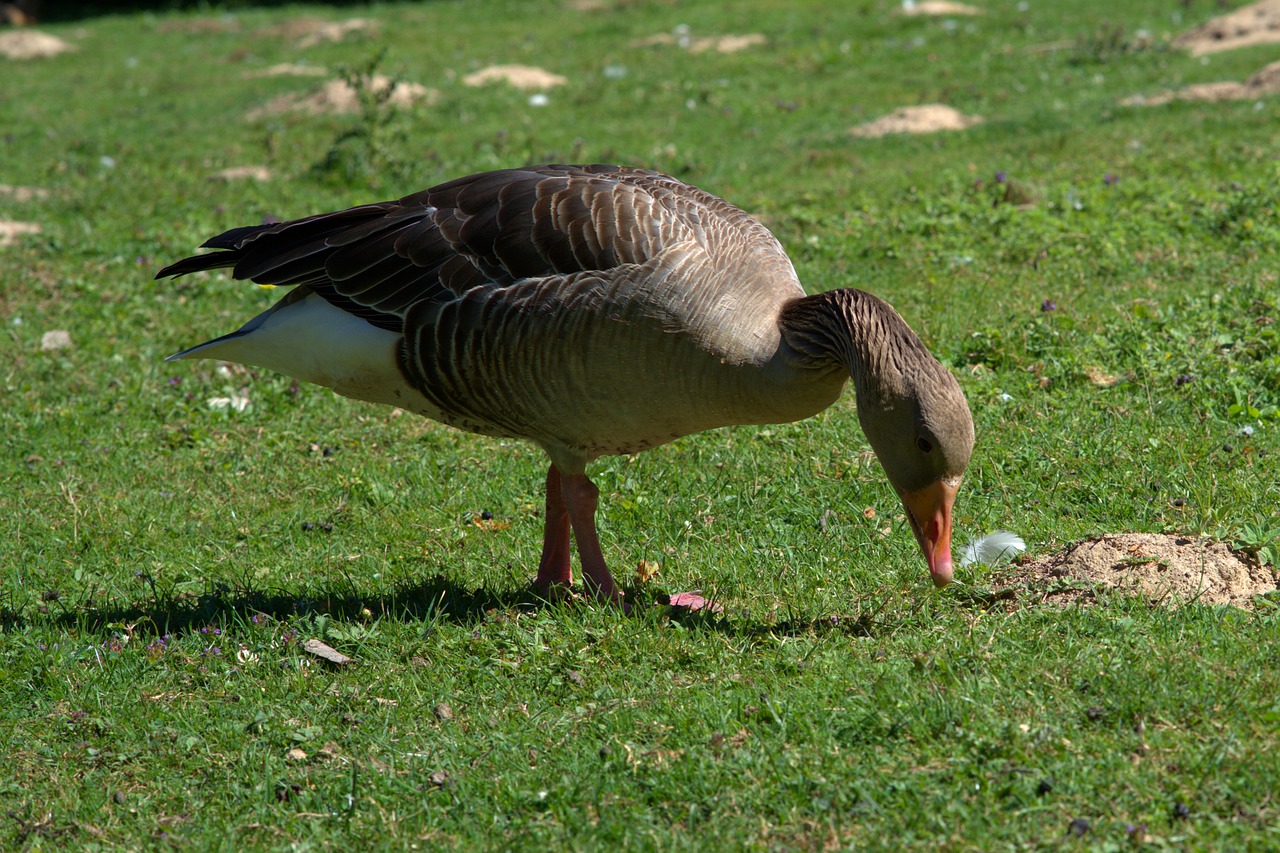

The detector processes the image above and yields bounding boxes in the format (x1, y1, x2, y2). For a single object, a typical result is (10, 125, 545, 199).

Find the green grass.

(3, 0, 1279, 848)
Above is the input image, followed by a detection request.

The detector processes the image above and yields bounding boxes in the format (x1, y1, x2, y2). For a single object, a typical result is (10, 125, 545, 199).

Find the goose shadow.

(9, 574, 883, 643)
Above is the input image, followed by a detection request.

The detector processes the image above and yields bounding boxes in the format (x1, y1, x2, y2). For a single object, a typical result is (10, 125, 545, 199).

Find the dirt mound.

(0, 220, 42, 247)
(463, 65, 567, 90)
(901, 1, 982, 16)
(0, 184, 48, 202)
(243, 63, 327, 79)
(208, 166, 271, 182)
(0, 29, 73, 59)
(1174, 0, 1280, 56)
(851, 104, 982, 137)
(259, 17, 377, 47)
(246, 75, 436, 119)
(1009, 533, 1275, 610)
(631, 29, 766, 54)
(1121, 60, 1280, 106)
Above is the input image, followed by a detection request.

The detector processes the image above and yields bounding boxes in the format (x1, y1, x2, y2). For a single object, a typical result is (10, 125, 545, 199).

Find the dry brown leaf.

(1085, 366, 1119, 387)
(635, 559, 661, 583)
(303, 638, 351, 666)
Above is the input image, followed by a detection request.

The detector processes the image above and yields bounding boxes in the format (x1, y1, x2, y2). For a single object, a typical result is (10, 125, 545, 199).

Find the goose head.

(856, 362, 973, 587)
(781, 288, 975, 587)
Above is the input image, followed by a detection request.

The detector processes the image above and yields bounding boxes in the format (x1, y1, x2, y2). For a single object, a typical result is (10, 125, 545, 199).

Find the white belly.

(168, 289, 437, 414)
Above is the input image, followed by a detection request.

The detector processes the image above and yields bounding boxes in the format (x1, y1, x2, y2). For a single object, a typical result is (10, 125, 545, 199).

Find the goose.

(158, 164, 974, 610)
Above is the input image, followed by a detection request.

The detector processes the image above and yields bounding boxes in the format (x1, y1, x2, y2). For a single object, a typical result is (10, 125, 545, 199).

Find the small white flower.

(998, 393, 1013, 403)
(1239, 425, 1255, 437)
(959, 530, 1026, 567)
(603, 65, 627, 79)
(528, 93, 549, 107)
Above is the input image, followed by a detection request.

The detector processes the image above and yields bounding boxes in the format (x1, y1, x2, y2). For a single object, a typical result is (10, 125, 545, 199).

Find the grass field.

(2, 0, 1279, 848)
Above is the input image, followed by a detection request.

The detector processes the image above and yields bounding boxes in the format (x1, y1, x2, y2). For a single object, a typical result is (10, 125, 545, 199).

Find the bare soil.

(258, 17, 378, 47)
(1121, 59, 1280, 106)
(208, 166, 272, 182)
(901, 2, 982, 16)
(0, 220, 42, 247)
(850, 104, 983, 138)
(631, 31, 766, 54)
(1173, 0, 1280, 56)
(1002, 533, 1276, 610)
(463, 65, 568, 90)
(0, 184, 49, 202)
(0, 29, 72, 59)
(246, 75, 437, 119)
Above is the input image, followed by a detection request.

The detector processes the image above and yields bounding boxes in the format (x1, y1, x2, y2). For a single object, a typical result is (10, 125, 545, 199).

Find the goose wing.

(156, 164, 801, 332)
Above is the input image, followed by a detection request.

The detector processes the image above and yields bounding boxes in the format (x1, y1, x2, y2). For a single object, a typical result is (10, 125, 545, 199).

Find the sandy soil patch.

(243, 63, 328, 79)
(1121, 60, 1280, 106)
(0, 220, 42, 247)
(1005, 533, 1276, 610)
(901, 1, 983, 16)
(0, 184, 49, 202)
(0, 29, 74, 60)
(463, 64, 568, 90)
(259, 17, 378, 47)
(209, 166, 272, 182)
(40, 330, 72, 352)
(247, 75, 437, 119)
(1173, 0, 1280, 56)
(850, 104, 982, 137)
(631, 29, 766, 54)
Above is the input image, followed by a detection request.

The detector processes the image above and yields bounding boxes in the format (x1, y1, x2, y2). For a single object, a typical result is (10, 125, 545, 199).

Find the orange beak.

(899, 479, 960, 587)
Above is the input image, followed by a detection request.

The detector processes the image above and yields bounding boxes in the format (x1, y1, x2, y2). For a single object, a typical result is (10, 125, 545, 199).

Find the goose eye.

(916, 436, 934, 453)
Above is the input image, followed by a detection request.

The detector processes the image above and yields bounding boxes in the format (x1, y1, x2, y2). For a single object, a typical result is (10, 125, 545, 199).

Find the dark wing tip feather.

(155, 222, 276, 280)
(154, 250, 238, 280)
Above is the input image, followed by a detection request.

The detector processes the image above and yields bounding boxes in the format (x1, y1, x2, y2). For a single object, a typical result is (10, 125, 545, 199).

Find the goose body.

(160, 164, 974, 606)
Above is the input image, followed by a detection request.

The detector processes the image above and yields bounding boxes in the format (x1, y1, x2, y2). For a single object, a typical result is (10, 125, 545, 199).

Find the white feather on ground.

(959, 530, 1026, 567)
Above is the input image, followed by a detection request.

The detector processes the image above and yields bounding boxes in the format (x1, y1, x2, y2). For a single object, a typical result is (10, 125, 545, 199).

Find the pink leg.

(533, 464, 573, 593)
(559, 472, 622, 604)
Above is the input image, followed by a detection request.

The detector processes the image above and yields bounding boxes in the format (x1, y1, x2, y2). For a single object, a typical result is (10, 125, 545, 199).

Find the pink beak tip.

(930, 553, 954, 588)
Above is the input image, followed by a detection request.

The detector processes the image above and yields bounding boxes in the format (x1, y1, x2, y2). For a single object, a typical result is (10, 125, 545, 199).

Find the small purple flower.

(994, 170, 1008, 184)
(70, 710, 88, 720)
(1176, 374, 1195, 386)
(252, 615, 261, 624)
(167, 376, 181, 387)
(1104, 173, 1117, 185)
(1041, 299, 1057, 312)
